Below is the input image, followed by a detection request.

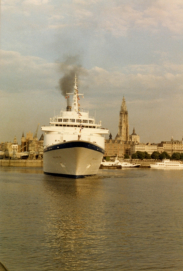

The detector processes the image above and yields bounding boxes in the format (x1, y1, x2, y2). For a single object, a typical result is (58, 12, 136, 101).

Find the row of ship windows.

(55, 124, 96, 128)
(57, 119, 94, 124)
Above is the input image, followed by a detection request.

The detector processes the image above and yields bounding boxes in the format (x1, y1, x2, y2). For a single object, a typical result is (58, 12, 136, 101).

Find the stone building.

(3, 136, 20, 158)
(1, 129, 44, 159)
(105, 97, 140, 158)
(28, 134, 44, 159)
(131, 143, 158, 155)
(20, 124, 44, 159)
(157, 138, 183, 156)
(105, 138, 132, 157)
(130, 138, 183, 156)
(129, 128, 140, 144)
(21, 131, 44, 159)
(115, 97, 129, 141)
(21, 132, 33, 152)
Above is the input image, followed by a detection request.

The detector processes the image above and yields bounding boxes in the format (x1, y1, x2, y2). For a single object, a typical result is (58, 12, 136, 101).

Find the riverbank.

(0, 159, 43, 167)
(0, 159, 160, 168)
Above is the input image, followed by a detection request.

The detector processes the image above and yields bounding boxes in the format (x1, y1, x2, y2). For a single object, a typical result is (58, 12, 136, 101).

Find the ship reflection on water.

(42, 175, 107, 267)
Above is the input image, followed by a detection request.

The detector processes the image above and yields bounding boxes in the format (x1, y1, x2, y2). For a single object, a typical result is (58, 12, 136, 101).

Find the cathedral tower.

(116, 97, 129, 141)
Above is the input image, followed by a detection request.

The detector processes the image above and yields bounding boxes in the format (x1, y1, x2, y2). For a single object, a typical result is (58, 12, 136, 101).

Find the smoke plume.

(59, 55, 87, 96)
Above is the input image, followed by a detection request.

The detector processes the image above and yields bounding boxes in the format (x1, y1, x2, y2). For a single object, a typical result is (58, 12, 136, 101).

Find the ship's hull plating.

(43, 141, 104, 178)
(150, 165, 183, 169)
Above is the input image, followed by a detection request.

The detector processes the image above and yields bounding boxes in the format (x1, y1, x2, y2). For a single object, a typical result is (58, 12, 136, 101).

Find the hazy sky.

(1, 0, 183, 143)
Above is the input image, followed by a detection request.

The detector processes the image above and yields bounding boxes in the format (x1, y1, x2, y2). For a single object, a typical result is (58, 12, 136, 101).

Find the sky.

(1, 0, 183, 144)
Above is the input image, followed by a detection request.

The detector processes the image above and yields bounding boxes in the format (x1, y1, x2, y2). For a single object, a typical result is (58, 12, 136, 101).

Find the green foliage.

(144, 152, 151, 159)
(136, 151, 145, 160)
(131, 153, 137, 159)
(151, 151, 160, 159)
(132, 151, 151, 160)
(124, 154, 129, 159)
(171, 152, 181, 160)
(159, 152, 170, 160)
(132, 151, 183, 161)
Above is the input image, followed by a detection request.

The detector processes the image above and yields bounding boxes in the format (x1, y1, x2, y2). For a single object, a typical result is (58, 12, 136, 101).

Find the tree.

(124, 154, 129, 159)
(132, 153, 137, 159)
(171, 152, 181, 160)
(136, 151, 145, 160)
(151, 151, 160, 159)
(159, 152, 170, 160)
(144, 152, 151, 159)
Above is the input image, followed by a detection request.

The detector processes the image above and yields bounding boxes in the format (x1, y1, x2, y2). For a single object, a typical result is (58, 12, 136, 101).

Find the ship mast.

(66, 75, 83, 113)
(72, 75, 83, 113)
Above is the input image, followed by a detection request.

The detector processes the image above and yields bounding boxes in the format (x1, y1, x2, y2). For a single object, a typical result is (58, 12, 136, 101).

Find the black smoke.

(59, 55, 87, 96)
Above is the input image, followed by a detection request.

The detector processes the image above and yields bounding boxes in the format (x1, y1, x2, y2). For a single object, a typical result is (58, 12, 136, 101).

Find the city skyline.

(1, 0, 183, 143)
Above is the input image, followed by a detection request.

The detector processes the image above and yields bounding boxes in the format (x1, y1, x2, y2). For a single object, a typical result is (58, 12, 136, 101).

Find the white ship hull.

(43, 140, 104, 178)
(150, 164, 183, 169)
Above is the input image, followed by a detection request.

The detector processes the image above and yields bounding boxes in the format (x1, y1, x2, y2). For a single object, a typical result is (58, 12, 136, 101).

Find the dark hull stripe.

(44, 172, 95, 179)
(44, 141, 104, 154)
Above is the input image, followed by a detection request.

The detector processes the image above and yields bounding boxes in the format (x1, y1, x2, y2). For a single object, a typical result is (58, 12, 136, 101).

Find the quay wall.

(0, 159, 43, 167)
(0, 159, 157, 168)
(123, 159, 159, 168)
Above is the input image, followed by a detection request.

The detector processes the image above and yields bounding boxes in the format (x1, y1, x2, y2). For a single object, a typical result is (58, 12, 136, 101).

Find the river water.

(0, 167, 183, 271)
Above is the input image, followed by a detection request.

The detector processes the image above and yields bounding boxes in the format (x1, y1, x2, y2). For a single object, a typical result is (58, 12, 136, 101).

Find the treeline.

(131, 151, 183, 160)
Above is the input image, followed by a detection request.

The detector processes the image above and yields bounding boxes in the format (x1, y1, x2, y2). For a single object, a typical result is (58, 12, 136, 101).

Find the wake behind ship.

(41, 75, 109, 178)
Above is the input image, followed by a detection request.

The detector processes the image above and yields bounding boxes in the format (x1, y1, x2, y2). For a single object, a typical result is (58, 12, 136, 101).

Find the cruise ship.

(150, 159, 183, 169)
(41, 76, 109, 178)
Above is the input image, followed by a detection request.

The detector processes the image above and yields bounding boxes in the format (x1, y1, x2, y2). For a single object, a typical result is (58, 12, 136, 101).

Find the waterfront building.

(1, 128, 44, 159)
(21, 132, 33, 152)
(105, 97, 140, 158)
(28, 134, 44, 159)
(157, 138, 183, 156)
(115, 97, 129, 142)
(130, 138, 183, 156)
(21, 126, 44, 159)
(131, 143, 158, 155)
(105, 138, 131, 157)
(129, 128, 140, 144)
(3, 136, 20, 158)
(0, 142, 5, 151)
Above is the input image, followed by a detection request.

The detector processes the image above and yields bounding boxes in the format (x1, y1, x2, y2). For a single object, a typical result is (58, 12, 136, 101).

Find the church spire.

(116, 96, 129, 142)
(132, 128, 136, 135)
(121, 96, 127, 111)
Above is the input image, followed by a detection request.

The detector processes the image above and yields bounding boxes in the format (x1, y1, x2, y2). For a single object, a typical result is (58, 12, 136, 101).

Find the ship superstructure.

(41, 75, 108, 178)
